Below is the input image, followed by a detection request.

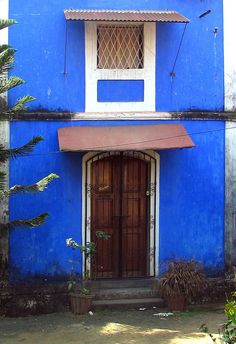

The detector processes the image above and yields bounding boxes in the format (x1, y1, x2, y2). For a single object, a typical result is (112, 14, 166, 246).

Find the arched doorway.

(83, 151, 159, 279)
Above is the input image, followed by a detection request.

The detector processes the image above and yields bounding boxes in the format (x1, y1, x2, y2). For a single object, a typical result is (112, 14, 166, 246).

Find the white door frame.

(82, 150, 160, 277)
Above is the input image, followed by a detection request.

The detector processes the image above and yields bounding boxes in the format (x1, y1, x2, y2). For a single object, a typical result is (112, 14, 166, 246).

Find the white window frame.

(97, 24, 144, 70)
(85, 21, 156, 112)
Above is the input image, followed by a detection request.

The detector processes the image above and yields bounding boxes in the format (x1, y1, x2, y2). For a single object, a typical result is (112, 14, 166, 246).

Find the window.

(97, 25, 144, 69)
(85, 22, 156, 112)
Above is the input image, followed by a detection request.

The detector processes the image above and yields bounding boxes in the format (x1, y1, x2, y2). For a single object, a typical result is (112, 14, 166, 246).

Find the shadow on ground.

(0, 304, 226, 344)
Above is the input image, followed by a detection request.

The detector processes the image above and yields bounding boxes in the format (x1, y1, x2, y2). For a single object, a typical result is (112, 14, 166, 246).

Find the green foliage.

(1, 213, 49, 231)
(9, 95, 36, 114)
(0, 136, 44, 164)
(0, 19, 60, 286)
(0, 171, 5, 189)
(225, 292, 236, 323)
(68, 280, 76, 292)
(0, 19, 59, 235)
(66, 231, 110, 293)
(200, 283, 236, 343)
(0, 19, 17, 31)
(1, 173, 59, 197)
(0, 20, 36, 118)
(0, 47, 15, 74)
(221, 293, 236, 344)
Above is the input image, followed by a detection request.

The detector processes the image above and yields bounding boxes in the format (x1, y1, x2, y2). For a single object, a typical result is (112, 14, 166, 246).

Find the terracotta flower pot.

(69, 293, 94, 315)
(166, 295, 187, 311)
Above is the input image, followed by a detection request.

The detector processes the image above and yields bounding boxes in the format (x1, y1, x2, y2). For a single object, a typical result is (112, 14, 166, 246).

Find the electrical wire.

(5, 123, 236, 157)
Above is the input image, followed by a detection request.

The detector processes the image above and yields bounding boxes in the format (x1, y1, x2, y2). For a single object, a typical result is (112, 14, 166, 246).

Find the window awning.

(64, 9, 190, 23)
(58, 125, 195, 152)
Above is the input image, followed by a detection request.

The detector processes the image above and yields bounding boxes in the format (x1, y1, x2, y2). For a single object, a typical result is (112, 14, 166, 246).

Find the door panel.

(91, 154, 149, 279)
(91, 156, 120, 278)
(122, 157, 148, 277)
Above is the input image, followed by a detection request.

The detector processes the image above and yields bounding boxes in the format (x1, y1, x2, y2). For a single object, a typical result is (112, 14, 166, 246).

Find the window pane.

(97, 25, 144, 69)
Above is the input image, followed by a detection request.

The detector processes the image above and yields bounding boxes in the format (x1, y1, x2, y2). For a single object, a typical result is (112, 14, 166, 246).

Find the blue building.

(2, 0, 236, 292)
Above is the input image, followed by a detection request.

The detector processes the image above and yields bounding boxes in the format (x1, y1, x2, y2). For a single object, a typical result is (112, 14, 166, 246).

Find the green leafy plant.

(200, 294, 236, 343)
(221, 294, 236, 343)
(200, 270, 236, 343)
(66, 231, 110, 294)
(222, 293, 236, 343)
(0, 19, 59, 285)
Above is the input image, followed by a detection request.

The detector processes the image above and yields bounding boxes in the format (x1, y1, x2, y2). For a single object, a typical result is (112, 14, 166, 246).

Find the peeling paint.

(224, 1, 236, 111)
(225, 121, 236, 267)
(0, 0, 10, 284)
(0, 121, 10, 284)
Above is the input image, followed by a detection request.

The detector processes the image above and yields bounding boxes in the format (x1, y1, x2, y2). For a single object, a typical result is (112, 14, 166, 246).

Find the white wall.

(0, 0, 9, 43)
(0, 0, 9, 193)
(224, 0, 236, 111)
(225, 121, 236, 267)
(0, 0, 9, 277)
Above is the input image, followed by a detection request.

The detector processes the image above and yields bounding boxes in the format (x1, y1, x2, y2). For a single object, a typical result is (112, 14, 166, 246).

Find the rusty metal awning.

(64, 9, 190, 23)
(58, 125, 195, 152)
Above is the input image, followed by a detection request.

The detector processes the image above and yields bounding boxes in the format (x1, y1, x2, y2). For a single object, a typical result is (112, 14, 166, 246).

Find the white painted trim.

(85, 22, 156, 112)
(67, 112, 173, 120)
(82, 150, 160, 278)
(223, 0, 236, 111)
(82, 152, 95, 275)
(146, 150, 160, 277)
(0, 0, 9, 43)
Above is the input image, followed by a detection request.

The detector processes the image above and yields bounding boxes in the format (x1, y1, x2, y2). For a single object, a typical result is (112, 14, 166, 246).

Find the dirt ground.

(0, 304, 226, 344)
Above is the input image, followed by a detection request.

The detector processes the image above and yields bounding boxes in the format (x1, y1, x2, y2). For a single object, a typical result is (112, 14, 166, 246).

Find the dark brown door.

(91, 153, 149, 279)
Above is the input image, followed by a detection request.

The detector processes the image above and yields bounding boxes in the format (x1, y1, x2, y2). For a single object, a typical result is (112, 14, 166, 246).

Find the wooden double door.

(91, 153, 150, 279)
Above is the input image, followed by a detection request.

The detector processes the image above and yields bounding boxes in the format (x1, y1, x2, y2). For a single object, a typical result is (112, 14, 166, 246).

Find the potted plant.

(66, 231, 110, 314)
(159, 260, 207, 311)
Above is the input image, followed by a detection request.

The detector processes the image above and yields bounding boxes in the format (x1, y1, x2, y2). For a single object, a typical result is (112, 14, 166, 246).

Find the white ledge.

(71, 112, 173, 120)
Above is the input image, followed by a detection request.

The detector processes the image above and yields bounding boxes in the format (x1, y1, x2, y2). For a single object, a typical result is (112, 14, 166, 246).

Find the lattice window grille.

(97, 25, 144, 69)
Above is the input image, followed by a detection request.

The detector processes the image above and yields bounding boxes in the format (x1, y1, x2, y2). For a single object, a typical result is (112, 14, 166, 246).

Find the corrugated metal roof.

(64, 9, 190, 23)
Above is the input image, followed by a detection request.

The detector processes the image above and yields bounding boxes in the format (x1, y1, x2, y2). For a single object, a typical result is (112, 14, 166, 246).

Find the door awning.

(58, 125, 195, 152)
(64, 9, 190, 23)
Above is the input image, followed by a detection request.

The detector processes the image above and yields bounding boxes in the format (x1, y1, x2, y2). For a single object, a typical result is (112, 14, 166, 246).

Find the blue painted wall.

(97, 80, 144, 102)
(159, 121, 225, 275)
(9, 120, 225, 282)
(9, 0, 224, 111)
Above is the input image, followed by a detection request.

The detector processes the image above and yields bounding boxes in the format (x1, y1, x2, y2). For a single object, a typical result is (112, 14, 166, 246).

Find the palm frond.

(1, 212, 49, 230)
(0, 136, 44, 163)
(0, 171, 6, 190)
(0, 48, 15, 74)
(0, 145, 8, 163)
(0, 44, 10, 54)
(0, 19, 17, 30)
(9, 95, 36, 114)
(0, 76, 25, 94)
(5, 173, 59, 196)
(10, 136, 44, 157)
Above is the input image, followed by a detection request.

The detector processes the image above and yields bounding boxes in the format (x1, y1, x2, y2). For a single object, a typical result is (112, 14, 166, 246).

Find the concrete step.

(93, 287, 159, 300)
(89, 278, 156, 289)
(92, 297, 165, 310)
